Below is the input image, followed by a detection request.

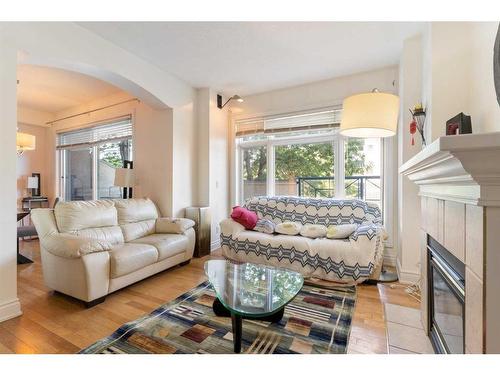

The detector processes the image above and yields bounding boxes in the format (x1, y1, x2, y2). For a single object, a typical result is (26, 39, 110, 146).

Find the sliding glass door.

(97, 139, 133, 199)
(63, 147, 94, 201)
(58, 117, 133, 201)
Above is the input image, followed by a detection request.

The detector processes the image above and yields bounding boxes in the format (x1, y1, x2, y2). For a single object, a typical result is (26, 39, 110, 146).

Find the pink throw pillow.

(231, 206, 258, 230)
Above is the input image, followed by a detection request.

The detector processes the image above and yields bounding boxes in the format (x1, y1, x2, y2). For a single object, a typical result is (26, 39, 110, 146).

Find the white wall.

(0, 38, 22, 322)
(16, 122, 50, 207)
(18, 106, 54, 127)
(232, 66, 399, 119)
(428, 22, 500, 141)
(209, 92, 230, 249)
(397, 35, 424, 283)
(196, 89, 210, 207)
(196, 88, 230, 250)
(230, 66, 400, 264)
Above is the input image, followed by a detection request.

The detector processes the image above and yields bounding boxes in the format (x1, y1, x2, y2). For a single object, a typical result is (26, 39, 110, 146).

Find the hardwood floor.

(0, 239, 418, 354)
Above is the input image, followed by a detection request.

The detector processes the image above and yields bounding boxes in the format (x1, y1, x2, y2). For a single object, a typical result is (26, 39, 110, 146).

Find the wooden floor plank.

(0, 239, 418, 353)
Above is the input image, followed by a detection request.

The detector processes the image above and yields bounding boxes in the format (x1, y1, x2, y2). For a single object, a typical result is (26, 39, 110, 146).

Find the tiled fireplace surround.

(400, 132, 500, 354)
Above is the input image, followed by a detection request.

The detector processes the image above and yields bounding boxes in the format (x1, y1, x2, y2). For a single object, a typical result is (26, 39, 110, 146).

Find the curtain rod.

(46, 98, 140, 125)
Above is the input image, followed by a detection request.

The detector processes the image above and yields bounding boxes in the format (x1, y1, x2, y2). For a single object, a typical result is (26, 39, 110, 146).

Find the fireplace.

(427, 236, 465, 354)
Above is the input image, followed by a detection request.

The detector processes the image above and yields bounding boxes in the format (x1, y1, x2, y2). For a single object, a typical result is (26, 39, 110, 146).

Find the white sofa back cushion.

(55, 200, 118, 232)
(115, 198, 159, 241)
(54, 200, 124, 245)
(115, 198, 159, 224)
(244, 196, 382, 226)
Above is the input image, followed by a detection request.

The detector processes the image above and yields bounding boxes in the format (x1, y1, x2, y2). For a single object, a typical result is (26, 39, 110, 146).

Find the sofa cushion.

(300, 224, 327, 238)
(115, 198, 159, 225)
(254, 218, 276, 234)
(228, 228, 378, 281)
(55, 200, 118, 233)
(121, 219, 156, 242)
(109, 243, 159, 278)
(131, 234, 187, 261)
(231, 206, 258, 229)
(326, 224, 357, 239)
(275, 221, 302, 235)
(235, 230, 312, 254)
(155, 218, 195, 234)
(73, 226, 124, 245)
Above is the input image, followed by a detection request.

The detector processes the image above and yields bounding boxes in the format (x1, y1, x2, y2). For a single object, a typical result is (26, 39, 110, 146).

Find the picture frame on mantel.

(446, 113, 472, 136)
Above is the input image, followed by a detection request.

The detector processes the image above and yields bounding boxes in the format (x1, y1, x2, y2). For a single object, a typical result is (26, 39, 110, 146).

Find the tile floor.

(384, 303, 434, 354)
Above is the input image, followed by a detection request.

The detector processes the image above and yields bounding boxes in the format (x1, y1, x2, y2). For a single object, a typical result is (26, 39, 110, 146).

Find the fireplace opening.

(427, 236, 465, 354)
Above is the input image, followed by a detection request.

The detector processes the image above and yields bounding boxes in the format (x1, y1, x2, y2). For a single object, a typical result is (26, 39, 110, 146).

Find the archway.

(1, 23, 197, 323)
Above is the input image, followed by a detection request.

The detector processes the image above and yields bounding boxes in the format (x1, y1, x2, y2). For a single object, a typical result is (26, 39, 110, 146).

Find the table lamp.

(27, 176, 39, 197)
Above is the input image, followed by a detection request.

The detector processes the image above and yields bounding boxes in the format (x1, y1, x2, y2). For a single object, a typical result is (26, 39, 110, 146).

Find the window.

(242, 146, 267, 201)
(276, 142, 334, 198)
(57, 117, 133, 201)
(344, 138, 382, 208)
(236, 109, 384, 214)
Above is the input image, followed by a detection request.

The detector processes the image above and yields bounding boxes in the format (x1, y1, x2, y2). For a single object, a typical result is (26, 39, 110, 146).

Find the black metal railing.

(295, 175, 381, 202)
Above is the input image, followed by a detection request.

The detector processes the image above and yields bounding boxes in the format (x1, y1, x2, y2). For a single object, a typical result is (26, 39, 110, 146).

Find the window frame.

(58, 137, 133, 201)
(237, 131, 383, 205)
(57, 116, 135, 201)
(236, 131, 392, 246)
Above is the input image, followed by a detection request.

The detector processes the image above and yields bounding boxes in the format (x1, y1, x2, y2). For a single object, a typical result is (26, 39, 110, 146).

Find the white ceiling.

(17, 65, 122, 113)
(79, 22, 425, 96)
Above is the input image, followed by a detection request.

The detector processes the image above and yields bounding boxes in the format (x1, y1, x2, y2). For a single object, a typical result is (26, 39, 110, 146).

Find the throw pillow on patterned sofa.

(326, 224, 358, 239)
(275, 221, 302, 235)
(254, 218, 276, 234)
(300, 223, 327, 238)
(230, 206, 258, 230)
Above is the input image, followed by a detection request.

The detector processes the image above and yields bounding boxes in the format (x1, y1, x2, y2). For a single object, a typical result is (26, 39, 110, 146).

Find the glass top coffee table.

(204, 259, 304, 353)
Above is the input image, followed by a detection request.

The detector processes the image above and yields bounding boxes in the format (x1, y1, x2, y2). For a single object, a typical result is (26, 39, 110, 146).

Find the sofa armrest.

(220, 218, 245, 237)
(349, 222, 384, 242)
(42, 233, 112, 259)
(155, 217, 195, 234)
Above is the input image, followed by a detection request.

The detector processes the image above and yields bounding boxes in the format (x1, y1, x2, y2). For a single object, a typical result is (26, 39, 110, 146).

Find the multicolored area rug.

(80, 281, 356, 354)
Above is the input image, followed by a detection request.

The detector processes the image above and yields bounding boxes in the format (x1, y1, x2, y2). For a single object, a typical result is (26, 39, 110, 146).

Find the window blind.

(235, 109, 341, 137)
(56, 116, 133, 149)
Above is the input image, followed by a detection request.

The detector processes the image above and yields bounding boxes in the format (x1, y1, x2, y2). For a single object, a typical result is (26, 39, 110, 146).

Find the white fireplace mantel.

(399, 132, 500, 206)
(399, 131, 500, 354)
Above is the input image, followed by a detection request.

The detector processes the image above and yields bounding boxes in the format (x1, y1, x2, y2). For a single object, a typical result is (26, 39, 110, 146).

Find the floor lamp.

(114, 167, 135, 199)
(340, 89, 400, 283)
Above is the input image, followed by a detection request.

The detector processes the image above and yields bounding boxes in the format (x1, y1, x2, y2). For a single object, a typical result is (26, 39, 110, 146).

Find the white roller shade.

(235, 109, 341, 137)
(264, 110, 341, 131)
(57, 116, 132, 149)
(235, 118, 265, 137)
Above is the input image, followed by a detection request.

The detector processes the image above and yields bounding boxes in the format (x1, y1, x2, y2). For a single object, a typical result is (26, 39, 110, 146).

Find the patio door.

(57, 116, 133, 201)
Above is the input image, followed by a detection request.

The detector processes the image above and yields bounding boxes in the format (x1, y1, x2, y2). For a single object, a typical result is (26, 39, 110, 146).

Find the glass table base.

(212, 298, 285, 353)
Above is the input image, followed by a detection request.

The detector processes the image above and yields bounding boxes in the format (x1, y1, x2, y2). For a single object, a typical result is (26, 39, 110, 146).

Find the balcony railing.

(295, 175, 381, 203)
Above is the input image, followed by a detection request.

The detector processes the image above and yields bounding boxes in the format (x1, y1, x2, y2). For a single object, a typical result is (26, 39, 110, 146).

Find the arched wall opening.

(0, 23, 198, 322)
(16, 62, 175, 218)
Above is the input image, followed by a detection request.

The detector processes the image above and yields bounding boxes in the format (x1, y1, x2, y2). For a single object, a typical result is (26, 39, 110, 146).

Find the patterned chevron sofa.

(220, 196, 385, 283)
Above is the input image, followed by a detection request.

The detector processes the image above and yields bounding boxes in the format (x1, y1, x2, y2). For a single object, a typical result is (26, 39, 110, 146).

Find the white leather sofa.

(31, 198, 195, 307)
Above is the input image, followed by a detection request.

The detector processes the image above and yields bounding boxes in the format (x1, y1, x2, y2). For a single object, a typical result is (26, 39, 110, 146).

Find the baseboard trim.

(0, 298, 22, 323)
(210, 239, 221, 252)
(396, 258, 420, 284)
